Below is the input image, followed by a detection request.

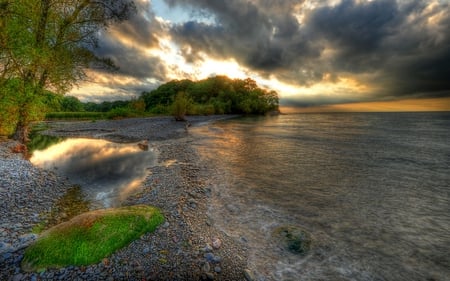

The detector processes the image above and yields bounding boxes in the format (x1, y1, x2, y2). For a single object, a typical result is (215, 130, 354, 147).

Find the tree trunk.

(13, 121, 30, 143)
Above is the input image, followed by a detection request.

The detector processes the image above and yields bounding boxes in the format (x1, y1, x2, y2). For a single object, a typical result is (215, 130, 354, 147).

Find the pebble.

(0, 242, 12, 254)
(212, 237, 222, 249)
(202, 262, 211, 272)
(202, 243, 213, 252)
(244, 269, 255, 281)
(212, 256, 222, 263)
(204, 252, 215, 262)
(0, 116, 248, 281)
(206, 272, 215, 280)
(12, 273, 23, 281)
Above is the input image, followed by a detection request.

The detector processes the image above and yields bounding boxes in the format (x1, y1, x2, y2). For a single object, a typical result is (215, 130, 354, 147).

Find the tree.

(61, 96, 84, 112)
(0, 0, 136, 142)
(141, 76, 279, 116)
(172, 92, 191, 121)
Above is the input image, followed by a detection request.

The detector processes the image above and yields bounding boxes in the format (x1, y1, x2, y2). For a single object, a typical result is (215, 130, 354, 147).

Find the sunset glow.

(68, 0, 449, 111)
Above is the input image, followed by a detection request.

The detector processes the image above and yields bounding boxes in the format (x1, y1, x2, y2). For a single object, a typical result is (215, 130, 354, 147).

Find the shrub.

(172, 92, 192, 121)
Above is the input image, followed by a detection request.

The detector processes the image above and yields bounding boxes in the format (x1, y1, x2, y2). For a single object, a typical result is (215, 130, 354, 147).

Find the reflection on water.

(30, 138, 157, 208)
(27, 130, 64, 155)
(44, 186, 90, 229)
(193, 113, 450, 281)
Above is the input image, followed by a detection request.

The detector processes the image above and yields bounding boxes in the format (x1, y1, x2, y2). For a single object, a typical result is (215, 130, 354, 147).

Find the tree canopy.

(0, 0, 135, 141)
(141, 75, 279, 116)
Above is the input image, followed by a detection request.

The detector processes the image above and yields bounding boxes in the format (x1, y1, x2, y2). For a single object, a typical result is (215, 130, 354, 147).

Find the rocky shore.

(0, 116, 251, 280)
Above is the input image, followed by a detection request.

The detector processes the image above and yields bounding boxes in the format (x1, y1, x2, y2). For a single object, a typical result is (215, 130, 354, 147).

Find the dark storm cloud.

(309, 0, 400, 57)
(111, 0, 160, 48)
(163, 0, 450, 101)
(95, 33, 166, 80)
(94, 0, 167, 78)
(167, 0, 320, 77)
(308, 0, 450, 98)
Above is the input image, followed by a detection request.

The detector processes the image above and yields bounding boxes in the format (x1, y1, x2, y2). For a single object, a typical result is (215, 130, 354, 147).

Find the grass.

(22, 205, 164, 272)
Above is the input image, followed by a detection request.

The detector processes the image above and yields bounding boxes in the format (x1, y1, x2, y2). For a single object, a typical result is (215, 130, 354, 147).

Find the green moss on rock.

(273, 225, 312, 255)
(22, 205, 164, 272)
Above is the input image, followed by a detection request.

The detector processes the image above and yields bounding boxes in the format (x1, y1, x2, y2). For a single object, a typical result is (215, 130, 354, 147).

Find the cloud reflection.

(30, 138, 157, 208)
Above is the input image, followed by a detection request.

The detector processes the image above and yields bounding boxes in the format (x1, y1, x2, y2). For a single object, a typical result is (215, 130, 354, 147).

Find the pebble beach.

(0, 116, 251, 281)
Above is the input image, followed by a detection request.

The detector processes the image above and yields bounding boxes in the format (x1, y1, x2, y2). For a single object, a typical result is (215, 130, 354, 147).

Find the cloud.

(163, 0, 450, 102)
(72, 0, 450, 106)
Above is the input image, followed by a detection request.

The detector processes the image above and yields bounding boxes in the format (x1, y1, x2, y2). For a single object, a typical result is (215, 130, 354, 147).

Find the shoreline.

(0, 115, 249, 280)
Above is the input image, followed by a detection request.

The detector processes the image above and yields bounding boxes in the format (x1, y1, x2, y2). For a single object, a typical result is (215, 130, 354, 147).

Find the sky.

(70, 0, 450, 111)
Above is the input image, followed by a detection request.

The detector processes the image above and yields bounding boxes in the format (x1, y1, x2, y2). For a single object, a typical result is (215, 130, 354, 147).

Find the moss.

(273, 225, 312, 255)
(22, 205, 164, 272)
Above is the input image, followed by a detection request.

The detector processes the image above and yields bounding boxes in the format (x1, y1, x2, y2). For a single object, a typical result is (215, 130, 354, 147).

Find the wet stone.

(204, 253, 215, 262)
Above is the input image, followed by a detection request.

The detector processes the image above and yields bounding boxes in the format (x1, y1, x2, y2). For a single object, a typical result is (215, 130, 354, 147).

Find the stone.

(202, 244, 213, 252)
(212, 238, 222, 249)
(2, 252, 12, 261)
(137, 140, 149, 151)
(0, 242, 12, 254)
(202, 262, 211, 273)
(206, 272, 215, 280)
(18, 233, 38, 247)
(188, 198, 197, 208)
(214, 266, 222, 273)
(204, 253, 215, 262)
(212, 256, 222, 263)
(244, 269, 255, 281)
(12, 273, 24, 281)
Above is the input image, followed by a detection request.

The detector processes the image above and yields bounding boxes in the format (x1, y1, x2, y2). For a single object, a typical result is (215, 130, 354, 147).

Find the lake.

(192, 112, 450, 281)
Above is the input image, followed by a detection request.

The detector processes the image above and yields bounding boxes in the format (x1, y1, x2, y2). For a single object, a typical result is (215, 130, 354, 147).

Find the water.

(192, 112, 450, 281)
(30, 138, 157, 208)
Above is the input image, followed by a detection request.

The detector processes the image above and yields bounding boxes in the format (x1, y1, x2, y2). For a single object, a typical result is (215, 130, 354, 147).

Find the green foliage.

(0, 0, 136, 141)
(45, 112, 106, 120)
(107, 107, 140, 119)
(0, 79, 49, 138)
(172, 92, 192, 121)
(60, 96, 84, 112)
(0, 80, 20, 136)
(141, 76, 279, 116)
(148, 104, 170, 115)
(22, 205, 164, 272)
(129, 98, 146, 113)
